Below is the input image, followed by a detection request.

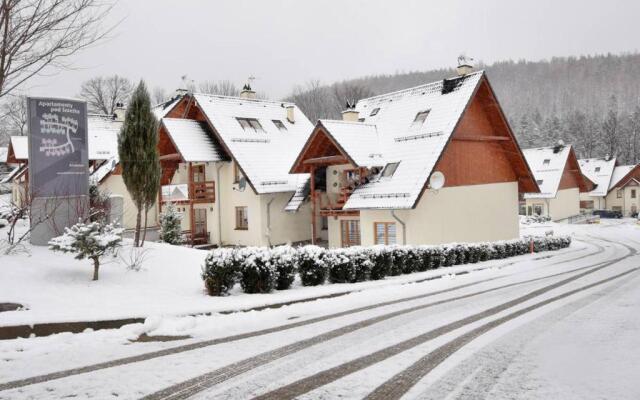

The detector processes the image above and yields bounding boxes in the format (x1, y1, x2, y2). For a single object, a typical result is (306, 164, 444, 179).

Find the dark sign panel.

(27, 97, 89, 198)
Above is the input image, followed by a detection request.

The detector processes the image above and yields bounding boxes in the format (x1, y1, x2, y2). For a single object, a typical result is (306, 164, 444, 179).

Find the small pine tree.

(118, 80, 160, 247)
(49, 221, 123, 281)
(159, 203, 183, 245)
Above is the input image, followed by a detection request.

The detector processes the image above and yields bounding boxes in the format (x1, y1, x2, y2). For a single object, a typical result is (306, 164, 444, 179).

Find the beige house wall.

(605, 182, 640, 216)
(163, 160, 311, 247)
(100, 174, 159, 230)
(525, 188, 579, 221)
(579, 192, 606, 210)
(327, 181, 519, 248)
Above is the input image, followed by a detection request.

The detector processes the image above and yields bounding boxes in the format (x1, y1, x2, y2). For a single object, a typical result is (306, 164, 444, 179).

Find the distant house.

(522, 144, 594, 221)
(578, 157, 618, 210)
(604, 164, 640, 216)
(156, 86, 314, 247)
(291, 70, 538, 248)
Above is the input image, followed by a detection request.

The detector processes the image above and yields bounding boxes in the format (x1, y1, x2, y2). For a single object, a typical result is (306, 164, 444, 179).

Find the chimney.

(341, 100, 359, 122)
(456, 55, 475, 76)
(240, 83, 256, 99)
(285, 104, 295, 123)
(113, 102, 126, 122)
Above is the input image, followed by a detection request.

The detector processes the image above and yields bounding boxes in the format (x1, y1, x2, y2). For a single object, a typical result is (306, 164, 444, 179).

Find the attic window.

(543, 159, 550, 166)
(272, 120, 287, 132)
(536, 179, 544, 185)
(237, 117, 264, 133)
(370, 107, 380, 116)
(595, 167, 601, 172)
(410, 110, 430, 129)
(381, 162, 400, 178)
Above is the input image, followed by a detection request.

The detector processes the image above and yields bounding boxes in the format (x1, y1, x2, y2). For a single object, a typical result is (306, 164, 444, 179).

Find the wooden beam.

(310, 165, 317, 245)
(303, 155, 348, 165)
(159, 153, 182, 161)
(452, 135, 510, 142)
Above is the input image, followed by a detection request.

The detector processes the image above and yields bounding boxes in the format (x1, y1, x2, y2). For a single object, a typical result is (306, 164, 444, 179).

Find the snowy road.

(1, 223, 640, 399)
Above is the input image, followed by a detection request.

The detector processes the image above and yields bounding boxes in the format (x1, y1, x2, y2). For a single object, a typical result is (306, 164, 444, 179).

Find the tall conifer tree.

(118, 81, 160, 246)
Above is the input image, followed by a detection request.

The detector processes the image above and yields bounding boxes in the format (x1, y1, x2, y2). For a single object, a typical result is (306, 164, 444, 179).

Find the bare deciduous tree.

(331, 82, 375, 115)
(286, 79, 334, 123)
(198, 80, 239, 97)
(152, 86, 167, 105)
(79, 74, 132, 115)
(0, 0, 115, 98)
(0, 94, 27, 135)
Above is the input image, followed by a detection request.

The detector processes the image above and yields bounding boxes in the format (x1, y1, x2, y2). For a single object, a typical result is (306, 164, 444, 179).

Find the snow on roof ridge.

(193, 92, 294, 107)
(358, 70, 485, 105)
(319, 119, 377, 127)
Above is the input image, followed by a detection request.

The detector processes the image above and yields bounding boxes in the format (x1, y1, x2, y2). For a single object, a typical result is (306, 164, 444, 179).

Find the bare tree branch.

(79, 74, 132, 114)
(0, 0, 116, 99)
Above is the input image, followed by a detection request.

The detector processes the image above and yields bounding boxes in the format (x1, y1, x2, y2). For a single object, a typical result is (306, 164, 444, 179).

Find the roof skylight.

(272, 120, 287, 132)
(381, 162, 400, 178)
(370, 107, 380, 116)
(237, 117, 264, 133)
(410, 110, 430, 129)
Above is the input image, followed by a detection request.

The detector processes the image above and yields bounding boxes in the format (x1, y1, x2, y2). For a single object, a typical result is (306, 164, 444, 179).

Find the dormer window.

(272, 120, 287, 132)
(543, 159, 550, 166)
(410, 110, 430, 129)
(381, 162, 400, 178)
(237, 117, 264, 133)
(370, 107, 380, 116)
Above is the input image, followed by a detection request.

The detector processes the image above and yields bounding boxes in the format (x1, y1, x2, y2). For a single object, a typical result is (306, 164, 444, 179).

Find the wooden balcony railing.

(190, 181, 215, 203)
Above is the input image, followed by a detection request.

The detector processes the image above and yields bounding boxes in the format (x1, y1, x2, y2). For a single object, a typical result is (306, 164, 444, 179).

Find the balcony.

(161, 181, 216, 204)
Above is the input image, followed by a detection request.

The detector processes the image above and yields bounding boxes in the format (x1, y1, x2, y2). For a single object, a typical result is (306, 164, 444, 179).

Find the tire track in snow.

(0, 241, 598, 392)
(365, 267, 640, 400)
(250, 240, 634, 400)
(138, 240, 619, 399)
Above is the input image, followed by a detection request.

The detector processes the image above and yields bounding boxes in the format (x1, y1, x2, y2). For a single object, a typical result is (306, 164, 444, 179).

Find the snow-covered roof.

(161, 184, 189, 201)
(90, 157, 119, 184)
(153, 95, 183, 120)
(161, 118, 227, 162)
(284, 175, 310, 212)
(88, 114, 122, 160)
(523, 145, 572, 199)
(609, 165, 636, 190)
(316, 120, 383, 167)
(578, 157, 617, 197)
(311, 71, 486, 209)
(0, 147, 7, 163)
(192, 93, 313, 194)
(1, 164, 26, 183)
(9, 136, 28, 161)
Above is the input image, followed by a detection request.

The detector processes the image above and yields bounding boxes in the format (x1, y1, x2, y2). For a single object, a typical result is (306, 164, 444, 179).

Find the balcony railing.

(190, 181, 215, 203)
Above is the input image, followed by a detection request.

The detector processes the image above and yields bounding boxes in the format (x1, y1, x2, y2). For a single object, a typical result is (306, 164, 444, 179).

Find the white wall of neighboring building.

(605, 182, 640, 216)
(579, 192, 606, 210)
(100, 174, 159, 231)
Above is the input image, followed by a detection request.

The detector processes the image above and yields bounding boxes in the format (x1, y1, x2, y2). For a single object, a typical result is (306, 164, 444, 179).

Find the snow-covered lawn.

(0, 217, 636, 328)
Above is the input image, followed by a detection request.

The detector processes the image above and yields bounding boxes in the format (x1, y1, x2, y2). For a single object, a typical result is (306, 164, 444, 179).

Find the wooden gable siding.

(612, 164, 640, 191)
(164, 96, 207, 121)
(290, 126, 351, 174)
(434, 80, 519, 188)
(157, 124, 181, 185)
(560, 148, 594, 192)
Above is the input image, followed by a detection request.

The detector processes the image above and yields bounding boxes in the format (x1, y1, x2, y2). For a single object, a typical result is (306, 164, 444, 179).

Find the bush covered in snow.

(200, 236, 572, 296)
(201, 248, 238, 296)
(520, 215, 552, 225)
(297, 246, 327, 286)
(49, 221, 123, 281)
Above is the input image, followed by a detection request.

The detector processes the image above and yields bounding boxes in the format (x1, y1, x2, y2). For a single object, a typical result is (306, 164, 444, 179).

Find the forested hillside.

(286, 53, 640, 164)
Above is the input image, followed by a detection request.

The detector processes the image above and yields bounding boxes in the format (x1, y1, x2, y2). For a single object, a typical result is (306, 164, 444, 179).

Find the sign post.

(27, 97, 89, 245)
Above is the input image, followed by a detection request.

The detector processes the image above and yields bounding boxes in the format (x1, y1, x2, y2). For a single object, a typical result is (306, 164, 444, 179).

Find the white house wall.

(100, 174, 159, 231)
(525, 187, 579, 221)
(605, 182, 640, 216)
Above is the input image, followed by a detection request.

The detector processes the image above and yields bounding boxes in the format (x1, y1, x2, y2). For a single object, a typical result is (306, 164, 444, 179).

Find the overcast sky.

(24, 0, 640, 101)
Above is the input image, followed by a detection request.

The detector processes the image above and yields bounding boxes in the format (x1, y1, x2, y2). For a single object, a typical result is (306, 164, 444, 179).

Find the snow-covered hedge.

(201, 236, 572, 296)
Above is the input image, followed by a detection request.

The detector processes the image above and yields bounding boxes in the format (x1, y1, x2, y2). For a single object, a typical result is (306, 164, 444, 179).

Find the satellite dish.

(429, 171, 445, 190)
(237, 177, 247, 192)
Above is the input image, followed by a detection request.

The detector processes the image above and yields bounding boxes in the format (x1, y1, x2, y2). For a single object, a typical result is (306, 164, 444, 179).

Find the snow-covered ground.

(0, 217, 581, 327)
(0, 219, 639, 399)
